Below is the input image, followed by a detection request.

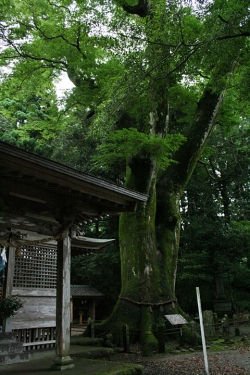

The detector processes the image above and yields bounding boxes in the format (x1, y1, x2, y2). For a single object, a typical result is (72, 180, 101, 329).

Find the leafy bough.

(92, 128, 186, 170)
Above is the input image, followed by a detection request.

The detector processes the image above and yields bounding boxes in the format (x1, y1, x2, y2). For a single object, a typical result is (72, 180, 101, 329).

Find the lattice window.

(13, 245, 57, 288)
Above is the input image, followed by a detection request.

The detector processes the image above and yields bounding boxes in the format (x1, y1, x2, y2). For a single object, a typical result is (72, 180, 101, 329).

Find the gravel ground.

(109, 344, 250, 374)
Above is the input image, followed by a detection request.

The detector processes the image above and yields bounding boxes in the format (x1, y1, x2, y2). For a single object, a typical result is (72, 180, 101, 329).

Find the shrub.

(0, 295, 23, 319)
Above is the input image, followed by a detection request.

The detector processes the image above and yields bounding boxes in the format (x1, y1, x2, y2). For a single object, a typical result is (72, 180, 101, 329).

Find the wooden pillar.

(79, 313, 83, 325)
(3, 247, 15, 297)
(89, 298, 95, 321)
(2, 242, 15, 333)
(70, 297, 73, 324)
(52, 230, 74, 371)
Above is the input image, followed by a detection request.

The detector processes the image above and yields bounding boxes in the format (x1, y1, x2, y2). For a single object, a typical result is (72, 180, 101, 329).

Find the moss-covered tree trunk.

(96, 156, 174, 355)
(95, 83, 233, 354)
(156, 180, 182, 298)
(119, 157, 176, 354)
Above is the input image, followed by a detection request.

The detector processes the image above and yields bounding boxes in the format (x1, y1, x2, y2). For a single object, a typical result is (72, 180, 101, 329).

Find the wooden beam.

(0, 211, 62, 236)
(10, 192, 47, 204)
(1, 178, 61, 205)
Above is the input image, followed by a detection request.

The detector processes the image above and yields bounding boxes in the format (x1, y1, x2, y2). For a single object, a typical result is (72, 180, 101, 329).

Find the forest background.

(1, 0, 250, 353)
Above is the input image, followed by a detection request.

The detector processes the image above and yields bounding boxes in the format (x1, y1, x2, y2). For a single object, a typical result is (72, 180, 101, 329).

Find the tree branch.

(198, 159, 219, 181)
(5, 36, 67, 68)
(162, 50, 240, 192)
(215, 31, 250, 40)
(218, 15, 230, 25)
(31, 17, 85, 56)
(154, 45, 201, 81)
(47, 0, 71, 15)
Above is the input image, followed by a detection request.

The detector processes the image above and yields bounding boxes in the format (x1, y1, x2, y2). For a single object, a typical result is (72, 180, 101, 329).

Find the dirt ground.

(109, 346, 250, 374)
(108, 325, 250, 375)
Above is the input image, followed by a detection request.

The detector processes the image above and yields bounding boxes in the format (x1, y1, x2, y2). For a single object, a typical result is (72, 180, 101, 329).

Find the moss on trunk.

(140, 306, 158, 356)
(95, 156, 177, 353)
(156, 184, 181, 297)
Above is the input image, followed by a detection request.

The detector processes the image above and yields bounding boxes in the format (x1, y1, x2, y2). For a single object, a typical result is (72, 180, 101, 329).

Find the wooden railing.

(14, 327, 56, 351)
(14, 320, 103, 350)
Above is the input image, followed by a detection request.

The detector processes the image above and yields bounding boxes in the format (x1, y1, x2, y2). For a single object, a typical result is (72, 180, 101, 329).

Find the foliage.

(0, 77, 62, 156)
(92, 128, 186, 171)
(0, 296, 23, 319)
(51, 120, 99, 172)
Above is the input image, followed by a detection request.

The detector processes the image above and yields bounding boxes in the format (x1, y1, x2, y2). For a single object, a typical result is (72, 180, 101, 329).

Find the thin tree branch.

(154, 45, 201, 81)
(198, 159, 218, 181)
(216, 32, 250, 40)
(31, 17, 85, 55)
(47, 0, 71, 15)
(5, 36, 68, 68)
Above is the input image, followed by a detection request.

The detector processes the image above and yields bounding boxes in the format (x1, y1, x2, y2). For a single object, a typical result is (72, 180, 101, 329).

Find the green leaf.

(92, 128, 186, 170)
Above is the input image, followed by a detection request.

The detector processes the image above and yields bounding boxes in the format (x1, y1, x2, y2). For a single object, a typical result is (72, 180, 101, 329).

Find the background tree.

(71, 216, 121, 319)
(178, 114, 250, 313)
(0, 74, 61, 156)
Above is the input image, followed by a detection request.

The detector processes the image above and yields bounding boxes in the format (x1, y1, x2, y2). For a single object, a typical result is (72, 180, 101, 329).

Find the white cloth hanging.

(1, 246, 7, 264)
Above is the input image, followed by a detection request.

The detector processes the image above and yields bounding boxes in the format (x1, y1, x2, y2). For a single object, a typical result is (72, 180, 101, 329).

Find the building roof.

(71, 236, 115, 249)
(71, 285, 104, 297)
(71, 237, 115, 256)
(0, 141, 148, 236)
(0, 229, 115, 256)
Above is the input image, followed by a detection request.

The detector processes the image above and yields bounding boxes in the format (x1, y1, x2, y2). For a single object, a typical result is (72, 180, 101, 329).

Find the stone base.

(51, 356, 74, 371)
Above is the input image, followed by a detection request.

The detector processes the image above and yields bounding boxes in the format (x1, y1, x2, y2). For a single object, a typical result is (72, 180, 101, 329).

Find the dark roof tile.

(71, 284, 104, 297)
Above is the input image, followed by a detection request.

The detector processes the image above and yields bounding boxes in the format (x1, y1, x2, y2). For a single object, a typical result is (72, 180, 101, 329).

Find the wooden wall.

(12, 287, 56, 329)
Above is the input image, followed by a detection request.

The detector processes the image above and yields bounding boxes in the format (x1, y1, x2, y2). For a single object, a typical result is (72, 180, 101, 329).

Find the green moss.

(182, 324, 199, 346)
(94, 299, 142, 346)
(209, 338, 229, 351)
(95, 155, 181, 354)
(140, 307, 158, 356)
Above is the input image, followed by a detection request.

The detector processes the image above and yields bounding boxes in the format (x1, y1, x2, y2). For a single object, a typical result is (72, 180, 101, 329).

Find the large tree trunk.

(96, 156, 175, 355)
(95, 85, 231, 354)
